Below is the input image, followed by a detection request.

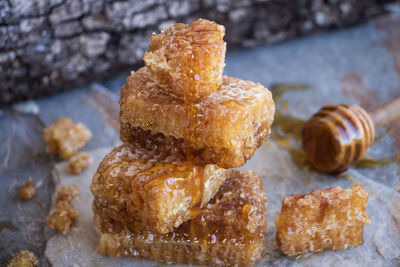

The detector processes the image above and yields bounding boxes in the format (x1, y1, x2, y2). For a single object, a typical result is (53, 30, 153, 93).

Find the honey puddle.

(270, 83, 309, 102)
(355, 155, 398, 169)
(340, 173, 361, 184)
(270, 83, 309, 170)
(0, 221, 19, 232)
(340, 173, 377, 196)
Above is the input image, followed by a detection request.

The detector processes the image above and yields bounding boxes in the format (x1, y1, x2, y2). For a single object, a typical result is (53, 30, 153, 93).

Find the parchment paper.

(44, 138, 400, 266)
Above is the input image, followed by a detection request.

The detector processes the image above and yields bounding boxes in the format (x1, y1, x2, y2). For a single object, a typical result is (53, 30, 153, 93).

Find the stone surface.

(0, 0, 399, 104)
(1, 11, 400, 266)
(0, 84, 120, 265)
(46, 12, 400, 266)
(0, 112, 55, 267)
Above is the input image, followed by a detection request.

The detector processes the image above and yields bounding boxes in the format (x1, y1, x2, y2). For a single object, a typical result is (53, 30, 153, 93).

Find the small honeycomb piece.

(91, 144, 229, 234)
(56, 200, 78, 220)
(144, 19, 226, 102)
(275, 184, 370, 256)
(68, 152, 93, 174)
(47, 185, 79, 234)
(42, 118, 92, 159)
(95, 170, 267, 266)
(7, 250, 38, 267)
(18, 179, 37, 200)
(56, 184, 79, 202)
(120, 67, 275, 169)
(46, 207, 73, 235)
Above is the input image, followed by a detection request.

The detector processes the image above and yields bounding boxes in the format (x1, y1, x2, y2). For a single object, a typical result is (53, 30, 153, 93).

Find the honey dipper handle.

(369, 95, 400, 128)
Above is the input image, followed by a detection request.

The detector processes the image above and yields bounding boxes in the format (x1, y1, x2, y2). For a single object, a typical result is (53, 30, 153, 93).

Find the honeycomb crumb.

(18, 180, 37, 200)
(42, 118, 92, 159)
(47, 185, 79, 234)
(56, 200, 78, 220)
(68, 152, 92, 174)
(46, 208, 73, 235)
(144, 18, 226, 102)
(56, 184, 79, 202)
(275, 184, 370, 256)
(7, 250, 38, 267)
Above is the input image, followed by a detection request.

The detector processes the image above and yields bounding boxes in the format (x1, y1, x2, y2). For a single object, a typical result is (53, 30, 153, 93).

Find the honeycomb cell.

(90, 144, 229, 234)
(94, 170, 267, 266)
(275, 184, 370, 256)
(144, 19, 226, 102)
(120, 67, 275, 169)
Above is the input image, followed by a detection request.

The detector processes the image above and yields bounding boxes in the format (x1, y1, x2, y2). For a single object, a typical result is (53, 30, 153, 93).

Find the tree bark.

(0, 0, 397, 105)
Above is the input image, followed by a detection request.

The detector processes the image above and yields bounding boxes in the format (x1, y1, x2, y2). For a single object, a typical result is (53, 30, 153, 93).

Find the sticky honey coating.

(90, 144, 229, 234)
(94, 170, 267, 266)
(120, 67, 275, 169)
(275, 184, 370, 256)
(144, 19, 226, 102)
(42, 118, 92, 159)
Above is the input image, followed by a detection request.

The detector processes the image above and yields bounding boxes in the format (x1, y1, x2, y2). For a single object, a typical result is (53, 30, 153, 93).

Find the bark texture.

(0, 0, 397, 105)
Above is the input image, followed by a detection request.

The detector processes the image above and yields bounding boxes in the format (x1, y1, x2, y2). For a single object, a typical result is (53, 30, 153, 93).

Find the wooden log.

(0, 0, 396, 104)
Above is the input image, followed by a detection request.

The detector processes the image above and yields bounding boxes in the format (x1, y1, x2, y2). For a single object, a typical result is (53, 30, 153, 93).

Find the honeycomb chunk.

(275, 184, 370, 256)
(94, 170, 267, 266)
(7, 250, 38, 267)
(42, 118, 92, 159)
(90, 144, 229, 234)
(18, 179, 37, 200)
(144, 19, 226, 102)
(68, 152, 93, 174)
(120, 67, 275, 169)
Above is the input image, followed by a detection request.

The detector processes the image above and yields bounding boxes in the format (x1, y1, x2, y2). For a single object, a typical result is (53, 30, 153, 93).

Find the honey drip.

(355, 155, 398, 169)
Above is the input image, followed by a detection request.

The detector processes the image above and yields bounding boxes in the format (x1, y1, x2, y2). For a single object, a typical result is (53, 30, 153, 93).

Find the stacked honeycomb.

(91, 18, 274, 266)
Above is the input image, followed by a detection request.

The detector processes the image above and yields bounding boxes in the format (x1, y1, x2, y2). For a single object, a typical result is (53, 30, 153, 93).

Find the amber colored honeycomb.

(42, 118, 92, 159)
(90, 144, 228, 234)
(7, 250, 38, 267)
(120, 67, 275, 169)
(94, 170, 267, 266)
(275, 184, 370, 256)
(144, 19, 226, 102)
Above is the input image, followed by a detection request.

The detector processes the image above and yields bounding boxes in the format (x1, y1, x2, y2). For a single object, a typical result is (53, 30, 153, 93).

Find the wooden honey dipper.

(301, 96, 400, 173)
